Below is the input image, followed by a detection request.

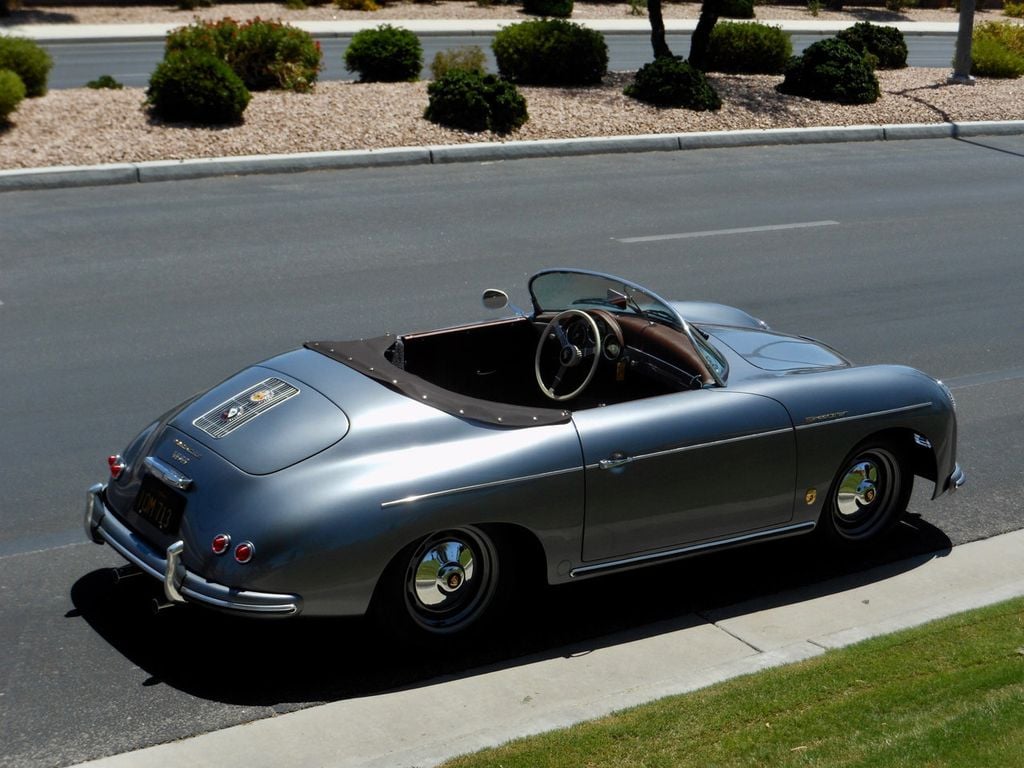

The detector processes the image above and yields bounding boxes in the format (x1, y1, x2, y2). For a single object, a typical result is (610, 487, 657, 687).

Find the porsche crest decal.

(193, 378, 299, 439)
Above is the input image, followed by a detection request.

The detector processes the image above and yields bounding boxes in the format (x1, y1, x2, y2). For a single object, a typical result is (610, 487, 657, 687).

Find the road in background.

(1, 136, 1022, 767)
(43, 32, 955, 89)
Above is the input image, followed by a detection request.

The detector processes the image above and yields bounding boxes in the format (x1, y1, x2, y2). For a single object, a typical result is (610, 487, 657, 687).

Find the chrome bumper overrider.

(85, 484, 300, 616)
(947, 463, 966, 493)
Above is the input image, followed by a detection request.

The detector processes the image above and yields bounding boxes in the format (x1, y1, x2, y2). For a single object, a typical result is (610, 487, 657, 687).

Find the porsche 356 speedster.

(85, 269, 963, 636)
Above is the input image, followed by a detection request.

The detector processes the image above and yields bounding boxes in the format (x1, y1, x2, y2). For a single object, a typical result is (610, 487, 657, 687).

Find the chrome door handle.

(599, 452, 632, 470)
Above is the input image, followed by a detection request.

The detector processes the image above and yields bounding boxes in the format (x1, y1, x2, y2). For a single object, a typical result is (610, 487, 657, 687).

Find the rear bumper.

(85, 483, 301, 616)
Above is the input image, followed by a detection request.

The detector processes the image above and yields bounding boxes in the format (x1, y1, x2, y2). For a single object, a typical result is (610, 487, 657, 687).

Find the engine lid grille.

(192, 377, 299, 439)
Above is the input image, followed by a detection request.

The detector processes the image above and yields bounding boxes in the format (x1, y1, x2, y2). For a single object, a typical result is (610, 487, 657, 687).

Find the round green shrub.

(1004, 2, 1024, 18)
(492, 19, 608, 86)
(165, 17, 240, 59)
(425, 70, 528, 134)
(147, 49, 251, 125)
(624, 56, 722, 110)
(523, 0, 573, 17)
(883, 0, 917, 11)
(0, 36, 53, 97)
(970, 34, 1024, 77)
(86, 74, 124, 89)
(233, 19, 322, 91)
(0, 68, 26, 123)
(973, 21, 1024, 59)
(778, 38, 879, 104)
(430, 45, 487, 80)
(836, 21, 908, 69)
(706, 21, 792, 74)
(335, 0, 379, 9)
(345, 24, 423, 82)
(720, 0, 755, 18)
(166, 18, 322, 92)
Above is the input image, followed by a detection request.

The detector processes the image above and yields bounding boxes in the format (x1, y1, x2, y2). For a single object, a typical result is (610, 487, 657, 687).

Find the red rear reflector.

(108, 455, 126, 480)
(211, 534, 231, 555)
(234, 541, 254, 564)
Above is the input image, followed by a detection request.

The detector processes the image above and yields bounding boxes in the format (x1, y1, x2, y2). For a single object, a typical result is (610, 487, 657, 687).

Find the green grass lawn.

(442, 597, 1024, 768)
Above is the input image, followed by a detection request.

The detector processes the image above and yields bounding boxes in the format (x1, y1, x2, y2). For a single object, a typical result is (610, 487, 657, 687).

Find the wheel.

(535, 309, 602, 401)
(395, 527, 499, 636)
(823, 444, 912, 547)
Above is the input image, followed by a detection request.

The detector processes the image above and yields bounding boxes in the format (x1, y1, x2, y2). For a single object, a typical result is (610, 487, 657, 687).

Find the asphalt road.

(1, 137, 1023, 767)
(43, 32, 957, 89)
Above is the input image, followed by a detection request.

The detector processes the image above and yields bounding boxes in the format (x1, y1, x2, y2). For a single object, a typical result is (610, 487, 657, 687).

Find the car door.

(573, 388, 797, 563)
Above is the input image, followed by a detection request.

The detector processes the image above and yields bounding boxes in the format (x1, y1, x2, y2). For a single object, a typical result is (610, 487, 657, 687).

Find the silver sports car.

(85, 269, 963, 636)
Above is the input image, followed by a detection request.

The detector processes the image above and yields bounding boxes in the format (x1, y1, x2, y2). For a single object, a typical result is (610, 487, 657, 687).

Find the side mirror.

(482, 289, 510, 311)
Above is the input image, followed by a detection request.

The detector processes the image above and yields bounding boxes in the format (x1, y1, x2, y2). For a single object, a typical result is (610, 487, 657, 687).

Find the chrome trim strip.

(381, 466, 581, 509)
(585, 427, 792, 470)
(795, 402, 932, 431)
(569, 521, 816, 578)
(143, 456, 192, 491)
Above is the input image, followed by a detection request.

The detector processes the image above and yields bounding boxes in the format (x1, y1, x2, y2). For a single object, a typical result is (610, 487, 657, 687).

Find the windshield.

(528, 269, 685, 328)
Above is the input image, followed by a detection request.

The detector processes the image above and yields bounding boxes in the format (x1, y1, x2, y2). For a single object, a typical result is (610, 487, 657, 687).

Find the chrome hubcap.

(437, 563, 467, 594)
(831, 447, 901, 540)
(402, 527, 499, 634)
(837, 460, 882, 517)
(412, 538, 477, 609)
(403, 528, 498, 634)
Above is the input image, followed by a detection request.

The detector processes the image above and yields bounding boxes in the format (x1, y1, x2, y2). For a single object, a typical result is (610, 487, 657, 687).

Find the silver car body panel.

(574, 388, 797, 562)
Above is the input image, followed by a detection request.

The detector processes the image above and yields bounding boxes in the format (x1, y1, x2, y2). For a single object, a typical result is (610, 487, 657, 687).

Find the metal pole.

(949, 0, 977, 84)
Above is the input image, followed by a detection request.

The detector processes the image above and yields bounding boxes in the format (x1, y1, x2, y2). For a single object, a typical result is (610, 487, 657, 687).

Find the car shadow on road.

(69, 512, 951, 709)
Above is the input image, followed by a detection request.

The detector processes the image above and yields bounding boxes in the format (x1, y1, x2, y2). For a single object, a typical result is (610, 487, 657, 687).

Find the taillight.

(108, 455, 126, 480)
(234, 541, 254, 564)
(211, 534, 231, 555)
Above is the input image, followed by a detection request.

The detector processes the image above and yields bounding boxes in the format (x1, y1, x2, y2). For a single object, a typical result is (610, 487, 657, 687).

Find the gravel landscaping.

(1, 3, 1023, 170)
(2, 1, 1014, 24)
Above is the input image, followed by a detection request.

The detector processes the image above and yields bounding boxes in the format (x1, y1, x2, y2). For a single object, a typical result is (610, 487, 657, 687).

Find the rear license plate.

(134, 475, 185, 534)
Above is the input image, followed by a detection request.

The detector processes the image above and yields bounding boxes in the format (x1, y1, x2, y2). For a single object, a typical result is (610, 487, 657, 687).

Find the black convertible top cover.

(305, 338, 571, 428)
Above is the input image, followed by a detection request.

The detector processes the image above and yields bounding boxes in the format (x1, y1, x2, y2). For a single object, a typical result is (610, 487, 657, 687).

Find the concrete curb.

(4, 120, 1024, 192)
(1, 19, 964, 43)
(68, 528, 1024, 768)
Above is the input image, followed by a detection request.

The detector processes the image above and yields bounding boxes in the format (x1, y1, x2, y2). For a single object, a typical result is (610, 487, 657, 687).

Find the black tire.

(376, 526, 500, 638)
(821, 443, 912, 548)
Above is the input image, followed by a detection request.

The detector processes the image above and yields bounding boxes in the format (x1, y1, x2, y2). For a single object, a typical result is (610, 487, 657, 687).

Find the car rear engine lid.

(171, 366, 349, 474)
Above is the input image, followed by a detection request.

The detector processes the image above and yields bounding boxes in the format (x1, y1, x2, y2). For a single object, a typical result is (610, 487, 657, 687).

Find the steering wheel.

(535, 310, 602, 401)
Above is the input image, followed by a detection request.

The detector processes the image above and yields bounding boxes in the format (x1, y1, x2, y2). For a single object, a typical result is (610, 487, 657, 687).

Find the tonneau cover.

(305, 337, 571, 428)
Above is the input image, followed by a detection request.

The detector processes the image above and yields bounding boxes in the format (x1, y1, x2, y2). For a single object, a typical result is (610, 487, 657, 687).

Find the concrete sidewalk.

(1, 18, 962, 43)
(71, 528, 1024, 768)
